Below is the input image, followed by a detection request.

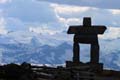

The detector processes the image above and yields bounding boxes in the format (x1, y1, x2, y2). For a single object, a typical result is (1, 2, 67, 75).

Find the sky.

(40, 0, 120, 9)
(0, 0, 120, 45)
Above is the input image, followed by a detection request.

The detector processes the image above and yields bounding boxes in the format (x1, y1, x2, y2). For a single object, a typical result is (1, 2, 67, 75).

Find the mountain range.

(0, 31, 119, 71)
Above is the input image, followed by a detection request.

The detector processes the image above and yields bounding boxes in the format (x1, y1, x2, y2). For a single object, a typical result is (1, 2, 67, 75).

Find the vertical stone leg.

(90, 44, 99, 64)
(73, 42, 80, 63)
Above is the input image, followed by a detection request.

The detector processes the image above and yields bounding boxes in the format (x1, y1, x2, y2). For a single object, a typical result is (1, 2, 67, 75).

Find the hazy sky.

(40, 0, 120, 9)
(0, 0, 120, 40)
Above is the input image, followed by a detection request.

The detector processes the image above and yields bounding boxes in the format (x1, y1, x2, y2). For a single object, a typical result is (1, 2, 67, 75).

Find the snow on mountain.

(100, 38, 120, 70)
(0, 31, 72, 64)
(0, 29, 119, 70)
(1, 40, 72, 64)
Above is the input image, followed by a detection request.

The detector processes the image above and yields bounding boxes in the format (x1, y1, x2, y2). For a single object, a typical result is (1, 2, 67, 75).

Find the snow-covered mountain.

(0, 31, 119, 71)
(0, 32, 72, 64)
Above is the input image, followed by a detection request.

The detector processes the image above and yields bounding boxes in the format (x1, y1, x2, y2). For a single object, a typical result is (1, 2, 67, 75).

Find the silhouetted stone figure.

(67, 17, 106, 64)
